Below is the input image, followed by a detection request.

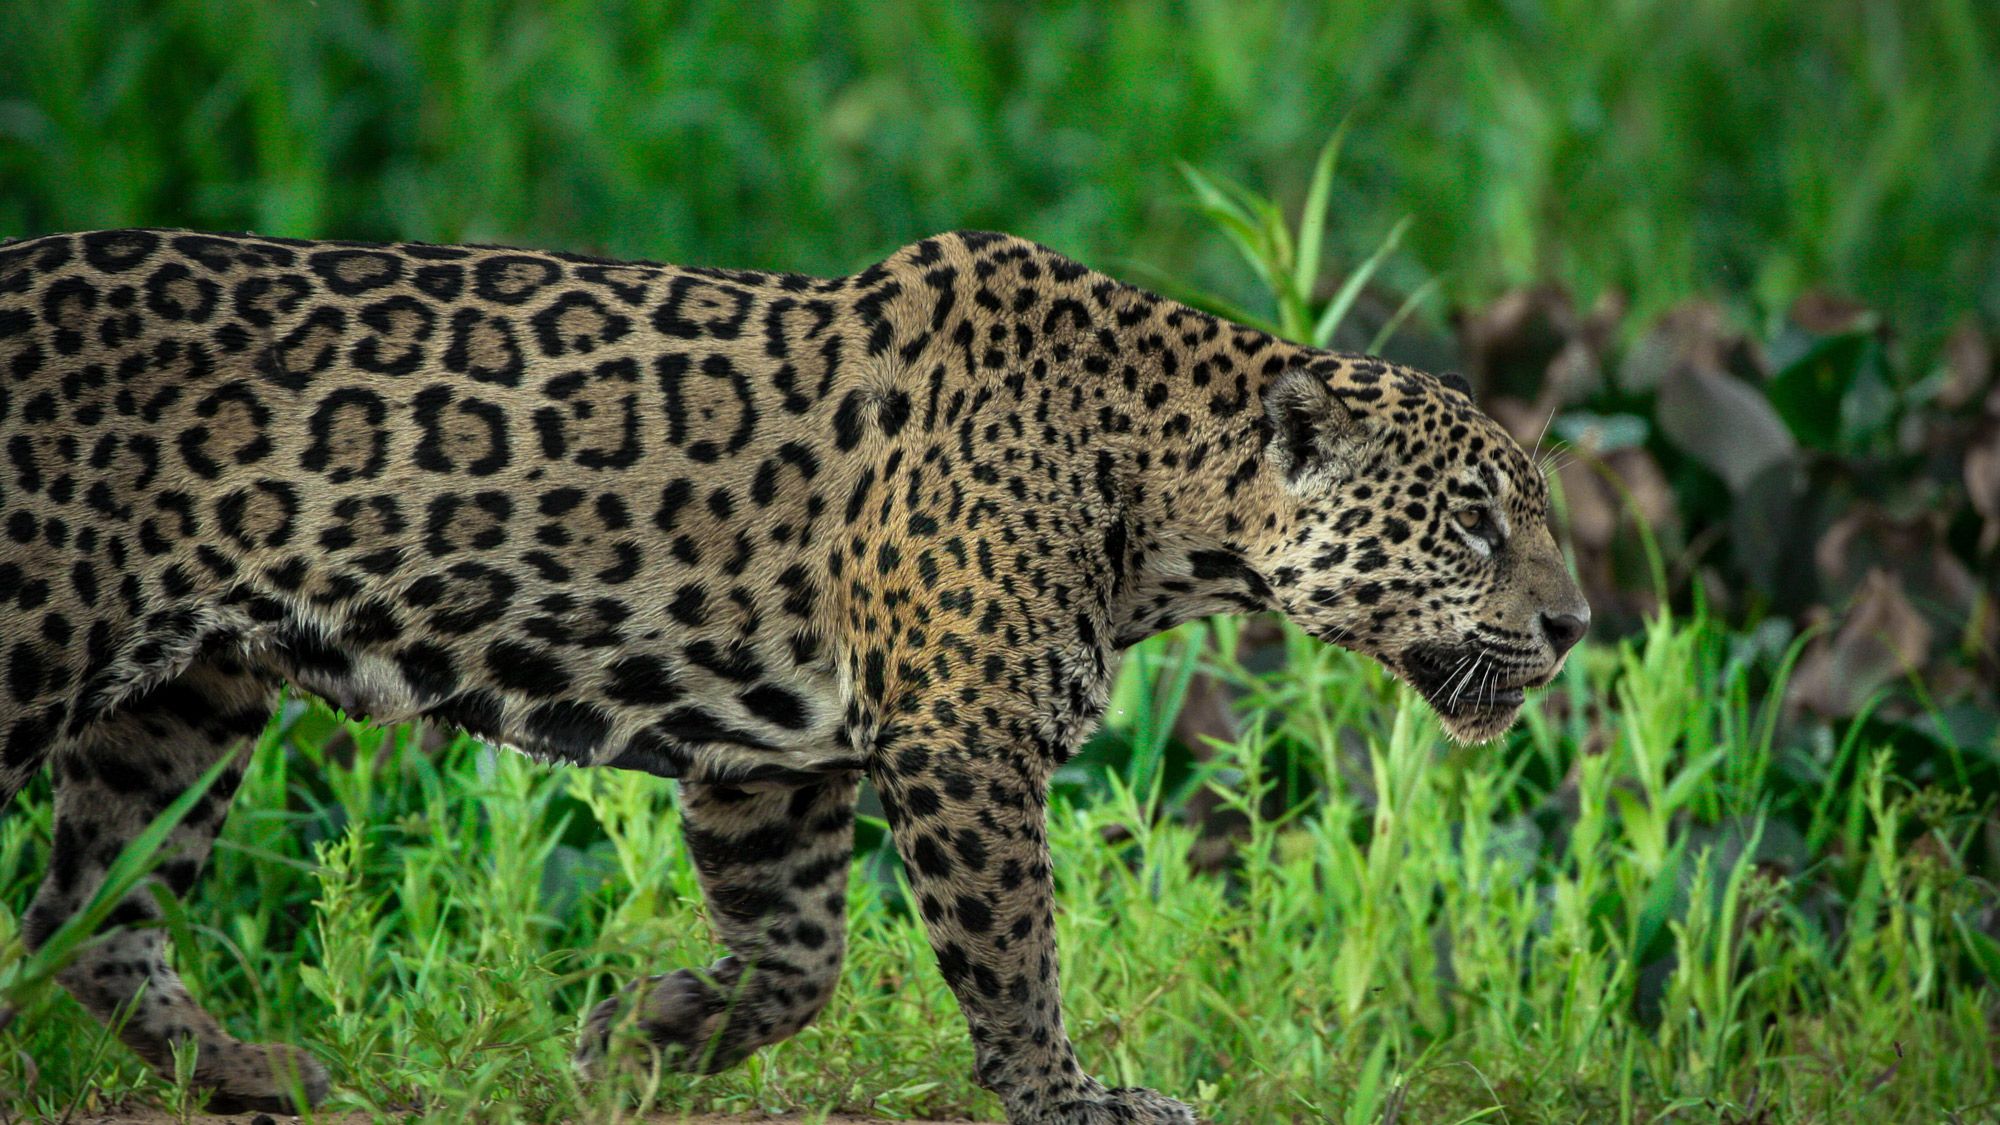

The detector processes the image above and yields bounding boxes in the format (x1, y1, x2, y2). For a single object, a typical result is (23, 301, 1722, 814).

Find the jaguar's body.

(0, 228, 1586, 1123)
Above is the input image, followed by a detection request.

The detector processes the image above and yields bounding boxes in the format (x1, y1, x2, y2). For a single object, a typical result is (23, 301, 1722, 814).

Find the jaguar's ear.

(1438, 370, 1475, 400)
(1262, 366, 1373, 491)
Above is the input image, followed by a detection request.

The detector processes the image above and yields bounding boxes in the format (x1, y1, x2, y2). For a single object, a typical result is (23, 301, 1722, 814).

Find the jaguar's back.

(0, 228, 909, 1110)
(0, 228, 884, 798)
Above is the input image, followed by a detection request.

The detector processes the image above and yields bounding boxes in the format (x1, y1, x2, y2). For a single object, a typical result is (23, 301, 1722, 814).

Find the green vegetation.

(1168, 121, 1997, 801)
(2, 0, 1996, 336)
(3, 1, 1997, 1121)
(4, 612, 1995, 1123)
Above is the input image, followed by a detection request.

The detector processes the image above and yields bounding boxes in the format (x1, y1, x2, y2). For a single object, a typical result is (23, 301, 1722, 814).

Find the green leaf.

(1342, 1032, 1396, 1125)
(1294, 118, 1352, 302)
(1310, 215, 1411, 348)
(1660, 747, 1728, 811)
(1127, 630, 1204, 802)
(1763, 331, 1871, 450)
(1193, 204, 1283, 298)
(1257, 192, 1295, 285)
(1630, 836, 1691, 963)
(1366, 275, 1440, 355)
(1955, 914, 2000, 985)
(1177, 160, 1257, 231)
(1, 753, 234, 1012)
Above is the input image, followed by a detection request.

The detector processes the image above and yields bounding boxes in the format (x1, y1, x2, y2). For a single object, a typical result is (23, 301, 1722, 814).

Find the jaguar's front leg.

(869, 723, 1196, 1125)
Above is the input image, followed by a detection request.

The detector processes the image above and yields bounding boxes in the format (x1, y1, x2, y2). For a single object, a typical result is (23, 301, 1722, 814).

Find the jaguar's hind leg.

(576, 773, 857, 1075)
(21, 657, 327, 1113)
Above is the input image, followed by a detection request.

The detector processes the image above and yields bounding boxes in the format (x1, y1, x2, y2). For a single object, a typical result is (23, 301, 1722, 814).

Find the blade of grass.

(0, 752, 233, 1022)
(1116, 258, 1285, 335)
(1366, 275, 1442, 355)
(1293, 118, 1352, 303)
(1310, 214, 1412, 348)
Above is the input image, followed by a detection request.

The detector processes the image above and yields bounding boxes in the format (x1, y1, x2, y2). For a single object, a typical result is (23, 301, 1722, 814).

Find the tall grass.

(3, 611, 1994, 1122)
(1, 0, 1995, 336)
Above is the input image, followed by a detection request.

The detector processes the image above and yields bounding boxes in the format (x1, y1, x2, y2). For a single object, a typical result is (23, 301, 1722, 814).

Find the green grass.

(2, 4, 1997, 1120)
(1, 0, 1996, 338)
(3, 611, 1995, 1122)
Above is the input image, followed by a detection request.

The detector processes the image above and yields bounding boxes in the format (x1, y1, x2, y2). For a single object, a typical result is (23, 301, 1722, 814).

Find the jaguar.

(0, 227, 1587, 1122)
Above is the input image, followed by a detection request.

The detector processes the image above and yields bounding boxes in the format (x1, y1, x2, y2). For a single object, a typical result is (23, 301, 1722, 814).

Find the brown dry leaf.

(1553, 445, 1676, 552)
(1966, 423, 2000, 555)
(1459, 285, 1625, 406)
(1547, 446, 1676, 625)
(1547, 337, 1602, 403)
(1656, 356, 1797, 493)
(1939, 317, 1994, 411)
(1789, 569, 1936, 718)
(1486, 393, 1556, 450)
(1928, 663, 1985, 702)
(1586, 288, 1630, 348)
(1457, 285, 1577, 397)
(1626, 304, 1785, 497)
(1814, 507, 1986, 634)
(1790, 290, 1875, 336)
(1463, 287, 1617, 384)
(1605, 448, 1677, 535)
(1617, 300, 1763, 395)
(1557, 455, 1618, 552)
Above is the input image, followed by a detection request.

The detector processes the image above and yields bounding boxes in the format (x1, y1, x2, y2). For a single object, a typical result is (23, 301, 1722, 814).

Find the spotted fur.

(0, 228, 1585, 1122)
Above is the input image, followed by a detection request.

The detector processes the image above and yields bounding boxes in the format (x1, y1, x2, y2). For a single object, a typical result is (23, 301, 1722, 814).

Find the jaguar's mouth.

(1399, 643, 1542, 742)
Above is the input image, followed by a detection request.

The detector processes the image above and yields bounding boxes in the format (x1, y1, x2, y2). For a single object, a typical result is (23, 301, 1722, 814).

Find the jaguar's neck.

(974, 251, 1301, 646)
(1094, 301, 1302, 647)
(865, 232, 1313, 648)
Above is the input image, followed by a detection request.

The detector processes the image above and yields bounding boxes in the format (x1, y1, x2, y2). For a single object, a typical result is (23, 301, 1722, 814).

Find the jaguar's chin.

(1433, 700, 1525, 744)
(1399, 643, 1536, 744)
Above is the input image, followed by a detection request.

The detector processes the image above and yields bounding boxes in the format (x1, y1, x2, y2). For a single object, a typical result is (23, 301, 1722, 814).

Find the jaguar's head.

(1253, 357, 1589, 742)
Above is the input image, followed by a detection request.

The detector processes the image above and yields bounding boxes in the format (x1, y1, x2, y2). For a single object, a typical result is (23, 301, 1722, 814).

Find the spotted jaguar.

(0, 227, 1587, 1123)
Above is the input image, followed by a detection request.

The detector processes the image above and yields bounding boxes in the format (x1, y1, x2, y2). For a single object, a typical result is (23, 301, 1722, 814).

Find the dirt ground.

(72, 1104, 1000, 1112)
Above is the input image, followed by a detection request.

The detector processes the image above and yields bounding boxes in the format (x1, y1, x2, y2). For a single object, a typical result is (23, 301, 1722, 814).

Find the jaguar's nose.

(1539, 610, 1588, 656)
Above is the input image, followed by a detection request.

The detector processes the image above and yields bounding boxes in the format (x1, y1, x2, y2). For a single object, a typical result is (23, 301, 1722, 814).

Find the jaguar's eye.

(1454, 505, 1504, 551)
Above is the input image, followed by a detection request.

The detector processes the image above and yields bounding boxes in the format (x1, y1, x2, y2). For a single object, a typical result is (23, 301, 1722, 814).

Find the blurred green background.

(3, 0, 1996, 336)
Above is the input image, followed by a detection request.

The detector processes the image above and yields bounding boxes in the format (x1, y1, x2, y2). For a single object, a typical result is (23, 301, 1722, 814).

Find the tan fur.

(0, 228, 1583, 1123)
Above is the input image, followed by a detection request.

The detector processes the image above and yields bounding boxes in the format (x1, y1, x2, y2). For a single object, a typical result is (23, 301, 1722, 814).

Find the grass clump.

(3, 610, 1994, 1122)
